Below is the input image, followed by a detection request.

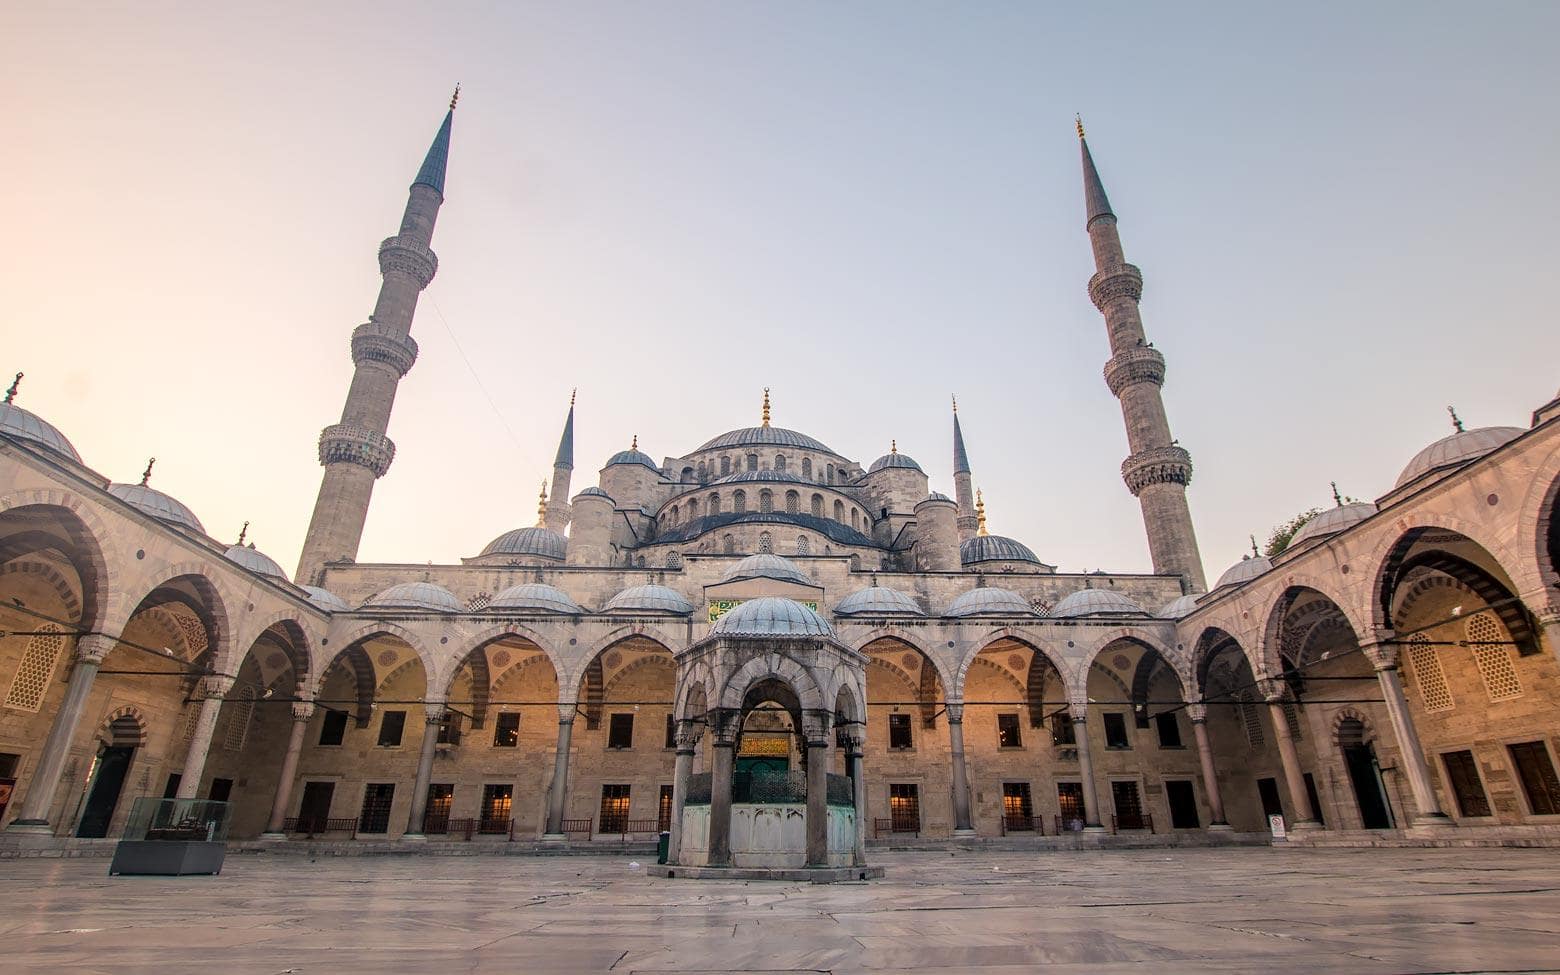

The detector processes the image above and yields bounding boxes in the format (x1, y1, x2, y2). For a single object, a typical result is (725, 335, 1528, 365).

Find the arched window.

(636, 556, 647, 567)
(723, 534, 735, 554)
(3, 623, 64, 712)
(785, 490, 799, 514)
(670, 504, 679, 525)
(686, 498, 699, 520)
(833, 499, 845, 522)
(747, 453, 759, 471)
(826, 464, 835, 483)
(851, 509, 859, 530)
(708, 493, 721, 514)
(775, 454, 787, 472)
(697, 461, 708, 482)
(802, 458, 812, 478)
(796, 536, 810, 556)
(681, 466, 694, 483)
(811, 493, 823, 517)
(759, 490, 773, 513)
(733, 490, 747, 513)
(721, 456, 731, 476)
(223, 688, 256, 751)
(758, 531, 773, 554)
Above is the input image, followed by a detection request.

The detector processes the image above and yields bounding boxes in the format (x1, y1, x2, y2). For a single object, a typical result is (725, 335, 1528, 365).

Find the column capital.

(1360, 633, 1400, 671)
(801, 708, 834, 746)
(708, 707, 741, 746)
(1185, 703, 1209, 723)
(76, 633, 117, 665)
(423, 703, 448, 724)
(944, 702, 964, 723)
(1068, 702, 1089, 722)
(290, 702, 317, 722)
(674, 719, 704, 753)
(1258, 678, 1290, 704)
(556, 703, 578, 723)
(199, 675, 235, 699)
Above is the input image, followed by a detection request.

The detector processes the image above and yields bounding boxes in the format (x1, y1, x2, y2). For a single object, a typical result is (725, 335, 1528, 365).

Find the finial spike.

(1447, 405, 1464, 433)
(237, 521, 249, 546)
(975, 489, 989, 537)
(630, 434, 638, 450)
(891, 439, 897, 454)
(1251, 534, 1260, 559)
(1331, 481, 1343, 507)
(139, 457, 156, 487)
(570, 387, 576, 407)
(3, 372, 21, 404)
(761, 387, 771, 428)
(951, 394, 958, 415)
(450, 84, 460, 111)
(1076, 114, 1085, 139)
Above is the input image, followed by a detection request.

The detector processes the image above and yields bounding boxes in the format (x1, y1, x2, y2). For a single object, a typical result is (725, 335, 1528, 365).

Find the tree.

(1266, 508, 1322, 557)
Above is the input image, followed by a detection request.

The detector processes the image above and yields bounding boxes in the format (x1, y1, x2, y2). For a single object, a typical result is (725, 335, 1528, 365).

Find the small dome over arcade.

(490, 583, 583, 614)
(710, 596, 835, 637)
(1213, 554, 1272, 589)
(1156, 593, 1202, 620)
(1395, 418, 1523, 491)
(0, 374, 82, 463)
(834, 586, 925, 616)
(946, 587, 1037, 617)
(480, 525, 568, 561)
(108, 459, 205, 534)
(224, 543, 286, 579)
(1050, 588, 1146, 619)
(302, 586, 350, 612)
(867, 443, 922, 474)
(363, 582, 461, 613)
(1288, 502, 1377, 549)
(604, 585, 694, 614)
(721, 553, 813, 586)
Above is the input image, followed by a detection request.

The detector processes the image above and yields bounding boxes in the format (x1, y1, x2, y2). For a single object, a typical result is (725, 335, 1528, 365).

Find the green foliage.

(1266, 508, 1322, 557)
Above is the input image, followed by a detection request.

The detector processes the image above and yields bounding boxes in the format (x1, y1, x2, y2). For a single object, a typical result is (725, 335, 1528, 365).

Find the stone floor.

(7, 847, 1560, 973)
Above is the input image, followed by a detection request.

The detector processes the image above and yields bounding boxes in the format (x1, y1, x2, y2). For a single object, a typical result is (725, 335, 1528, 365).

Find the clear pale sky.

(5, 2, 1558, 583)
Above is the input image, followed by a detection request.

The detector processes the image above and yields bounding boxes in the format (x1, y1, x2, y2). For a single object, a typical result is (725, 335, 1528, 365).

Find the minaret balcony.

(1103, 346, 1166, 396)
(318, 424, 396, 477)
(1121, 445, 1193, 496)
(377, 235, 439, 289)
(351, 322, 420, 377)
(1088, 263, 1143, 310)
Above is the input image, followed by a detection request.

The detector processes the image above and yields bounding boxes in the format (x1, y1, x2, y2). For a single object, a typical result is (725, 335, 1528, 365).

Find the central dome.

(696, 426, 835, 455)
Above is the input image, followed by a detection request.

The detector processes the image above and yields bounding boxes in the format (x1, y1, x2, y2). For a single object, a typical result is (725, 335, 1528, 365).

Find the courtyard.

(6, 847, 1560, 973)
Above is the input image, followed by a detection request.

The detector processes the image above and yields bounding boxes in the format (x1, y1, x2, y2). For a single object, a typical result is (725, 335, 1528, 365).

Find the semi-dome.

(489, 583, 583, 614)
(108, 483, 205, 533)
(712, 469, 812, 486)
(1288, 502, 1378, 548)
(1213, 555, 1273, 589)
(605, 447, 660, 471)
(720, 553, 813, 586)
(479, 525, 567, 561)
(0, 402, 82, 463)
(302, 586, 350, 612)
(946, 587, 1037, 617)
(867, 451, 923, 474)
(710, 596, 835, 637)
(224, 543, 286, 579)
(697, 426, 835, 454)
(960, 535, 1042, 566)
(1156, 593, 1202, 620)
(1395, 426, 1524, 490)
(604, 585, 694, 614)
(1050, 588, 1147, 619)
(363, 582, 461, 613)
(834, 586, 925, 616)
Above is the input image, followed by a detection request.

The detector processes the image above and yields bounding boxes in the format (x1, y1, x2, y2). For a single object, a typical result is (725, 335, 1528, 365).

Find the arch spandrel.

(0, 492, 119, 631)
(316, 618, 436, 699)
(849, 626, 956, 697)
(438, 621, 566, 700)
(955, 627, 1073, 704)
(1361, 512, 1540, 633)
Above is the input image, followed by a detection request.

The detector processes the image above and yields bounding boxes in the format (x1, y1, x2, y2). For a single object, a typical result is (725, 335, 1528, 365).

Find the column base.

(1290, 819, 1325, 831)
(401, 833, 427, 843)
(1409, 813, 1457, 831)
(257, 832, 288, 842)
(952, 828, 978, 837)
(1206, 823, 1235, 832)
(3, 820, 55, 835)
(1083, 825, 1108, 834)
(540, 832, 568, 842)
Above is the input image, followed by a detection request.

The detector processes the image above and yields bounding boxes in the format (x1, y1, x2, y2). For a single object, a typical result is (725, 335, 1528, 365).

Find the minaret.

(295, 91, 457, 585)
(952, 396, 977, 541)
(544, 391, 575, 532)
(1079, 119, 1207, 592)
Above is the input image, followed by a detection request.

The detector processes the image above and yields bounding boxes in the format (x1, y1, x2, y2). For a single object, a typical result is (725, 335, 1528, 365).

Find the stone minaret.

(1079, 121, 1207, 592)
(295, 93, 456, 585)
(952, 397, 977, 541)
(544, 391, 576, 532)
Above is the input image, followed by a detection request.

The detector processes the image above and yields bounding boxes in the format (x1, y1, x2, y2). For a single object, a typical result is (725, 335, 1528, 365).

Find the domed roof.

(0, 402, 82, 463)
(479, 526, 567, 560)
(697, 426, 835, 454)
(710, 596, 835, 637)
(1214, 555, 1273, 589)
(606, 447, 660, 471)
(574, 486, 612, 499)
(108, 483, 205, 533)
(1288, 502, 1378, 548)
(224, 543, 286, 579)
(1395, 426, 1524, 490)
(720, 553, 813, 586)
(867, 451, 923, 474)
(946, 587, 1037, 617)
(363, 582, 461, 613)
(960, 534, 1042, 566)
(302, 586, 350, 612)
(919, 491, 953, 504)
(1050, 588, 1147, 619)
(713, 469, 812, 486)
(489, 583, 583, 614)
(835, 586, 925, 616)
(604, 585, 694, 614)
(1156, 593, 1203, 620)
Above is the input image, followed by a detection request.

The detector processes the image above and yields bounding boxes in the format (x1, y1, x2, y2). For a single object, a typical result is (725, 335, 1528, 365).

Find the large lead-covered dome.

(696, 426, 835, 455)
(960, 534, 1044, 567)
(0, 402, 82, 463)
(479, 525, 567, 561)
(711, 596, 835, 637)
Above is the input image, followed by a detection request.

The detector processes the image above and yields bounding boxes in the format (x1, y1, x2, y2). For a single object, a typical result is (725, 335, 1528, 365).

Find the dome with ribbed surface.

(224, 543, 286, 579)
(946, 587, 1037, 617)
(1050, 588, 1146, 619)
(479, 526, 567, 560)
(697, 426, 836, 454)
(960, 535, 1042, 566)
(1156, 593, 1202, 620)
(302, 586, 350, 612)
(108, 483, 205, 533)
(1395, 426, 1524, 490)
(363, 582, 461, 613)
(919, 492, 953, 504)
(1214, 555, 1272, 589)
(712, 469, 813, 486)
(574, 486, 612, 502)
(711, 596, 835, 637)
(835, 586, 924, 616)
(0, 403, 82, 463)
(490, 583, 583, 614)
(720, 553, 813, 586)
(606, 448, 660, 471)
(868, 452, 923, 474)
(1288, 502, 1378, 548)
(604, 585, 694, 614)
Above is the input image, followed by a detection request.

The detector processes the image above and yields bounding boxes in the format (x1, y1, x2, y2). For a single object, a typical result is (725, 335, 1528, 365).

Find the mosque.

(2, 96, 1558, 863)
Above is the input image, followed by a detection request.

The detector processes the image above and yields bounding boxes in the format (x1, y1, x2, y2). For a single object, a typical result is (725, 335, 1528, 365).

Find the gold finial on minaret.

(450, 84, 461, 111)
(139, 457, 156, 486)
(630, 434, 638, 450)
(1447, 405, 1464, 433)
(975, 489, 989, 537)
(3, 372, 21, 404)
(537, 480, 548, 525)
(761, 387, 771, 428)
(1076, 114, 1085, 139)
(237, 521, 249, 546)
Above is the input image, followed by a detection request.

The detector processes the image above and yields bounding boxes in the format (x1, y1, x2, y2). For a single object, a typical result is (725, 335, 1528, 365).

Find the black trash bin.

(656, 831, 670, 864)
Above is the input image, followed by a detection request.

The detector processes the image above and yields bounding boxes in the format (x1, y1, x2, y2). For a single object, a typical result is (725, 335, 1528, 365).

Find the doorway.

(297, 780, 334, 831)
(76, 745, 134, 837)
(1338, 718, 1393, 829)
(1057, 781, 1085, 831)
(1165, 780, 1200, 829)
(1257, 777, 1284, 821)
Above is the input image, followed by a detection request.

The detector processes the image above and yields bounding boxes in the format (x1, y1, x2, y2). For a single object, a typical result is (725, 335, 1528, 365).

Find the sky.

(4, 1, 1558, 584)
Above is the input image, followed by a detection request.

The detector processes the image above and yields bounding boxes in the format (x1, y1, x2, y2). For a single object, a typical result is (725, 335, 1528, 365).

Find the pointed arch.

(0, 492, 118, 631)
(1373, 527, 1540, 656)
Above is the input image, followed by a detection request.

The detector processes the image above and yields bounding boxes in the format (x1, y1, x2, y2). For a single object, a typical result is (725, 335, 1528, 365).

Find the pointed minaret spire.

(297, 98, 456, 585)
(1447, 405, 1464, 433)
(3, 372, 21, 404)
(1082, 123, 1206, 592)
(139, 457, 156, 487)
(545, 390, 576, 532)
(952, 396, 977, 541)
(761, 388, 771, 428)
(975, 489, 989, 537)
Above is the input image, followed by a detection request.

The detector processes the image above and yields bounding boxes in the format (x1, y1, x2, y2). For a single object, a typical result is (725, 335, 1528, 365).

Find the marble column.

(1187, 703, 1230, 828)
(666, 720, 701, 865)
(543, 705, 576, 838)
(806, 737, 830, 866)
(845, 733, 866, 866)
(1263, 684, 1319, 828)
(1536, 606, 1560, 669)
(1071, 705, 1106, 832)
(946, 704, 975, 835)
(1365, 639, 1452, 827)
(176, 675, 235, 800)
(707, 736, 736, 867)
(8, 633, 116, 830)
(262, 702, 315, 837)
(403, 704, 446, 838)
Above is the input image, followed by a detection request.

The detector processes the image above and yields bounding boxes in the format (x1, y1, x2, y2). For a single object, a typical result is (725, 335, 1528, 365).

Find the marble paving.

(6, 847, 1560, 973)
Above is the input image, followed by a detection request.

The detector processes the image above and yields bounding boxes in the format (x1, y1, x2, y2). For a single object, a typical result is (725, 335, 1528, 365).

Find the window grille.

(785, 490, 799, 514)
(802, 458, 812, 478)
(708, 494, 720, 515)
(1406, 633, 1454, 711)
(796, 536, 810, 556)
(759, 490, 773, 513)
(733, 491, 746, 514)
(1467, 613, 1522, 701)
(1238, 699, 1264, 746)
(811, 494, 823, 516)
(4, 624, 64, 712)
(774, 454, 787, 471)
(223, 689, 255, 751)
(1282, 701, 1303, 740)
(757, 532, 773, 554)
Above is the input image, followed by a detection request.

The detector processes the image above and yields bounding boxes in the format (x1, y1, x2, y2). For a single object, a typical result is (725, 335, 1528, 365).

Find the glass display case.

(109, 797, 231, 876)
